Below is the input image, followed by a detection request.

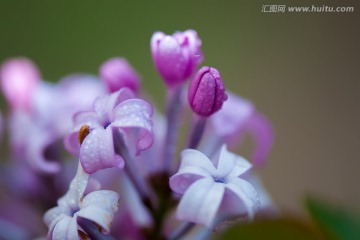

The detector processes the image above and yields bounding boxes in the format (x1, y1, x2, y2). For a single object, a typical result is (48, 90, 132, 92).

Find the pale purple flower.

(151, 29, 203, 87)
(0, 58, 41, 111)
(100, 57, 141, 93)
(188, 66, 227, 117)
(64, 88, 154, 174)
(7, 74, 106, 173)
(169, 145, 260, 229)
(44, 164, 120, 239)
(209, 93, 274, 167)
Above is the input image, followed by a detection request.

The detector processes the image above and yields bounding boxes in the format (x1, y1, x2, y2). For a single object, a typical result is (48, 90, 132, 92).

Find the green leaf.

(213, 218, 323, 240)
(306, 198, 360, 240)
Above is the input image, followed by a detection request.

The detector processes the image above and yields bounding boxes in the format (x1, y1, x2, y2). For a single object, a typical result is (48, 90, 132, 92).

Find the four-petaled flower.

(64, 87, 154, 174)
(44, 164, 120, 239)
(170, 145, 260, 229)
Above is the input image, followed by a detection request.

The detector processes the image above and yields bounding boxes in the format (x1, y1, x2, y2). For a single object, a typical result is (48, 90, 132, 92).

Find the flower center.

(213, 177, 226, 183)
(103, 121, 111, 129)
(70, 207, 80, 217)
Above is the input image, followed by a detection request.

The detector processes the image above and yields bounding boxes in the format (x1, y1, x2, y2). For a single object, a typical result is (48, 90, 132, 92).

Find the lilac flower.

(99, 57, 141, 93)
(209, 93, 274, 166)
(0, 58, 41, 111)
(188, 66, 228, 117)
(0, 30, 275, 240)
(44, 164, 120, 239)
(64, 88, 154, 174)
(151, 29, 203, 87)
(7, 74, 106, 173)
(169, 145, 260, 229)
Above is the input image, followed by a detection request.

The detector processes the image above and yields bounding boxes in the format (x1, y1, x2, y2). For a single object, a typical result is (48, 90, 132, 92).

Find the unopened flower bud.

(99, 57, 140, 93)
(0, 58, 41, 110)
(188, 66, 227, 117)
(151, 30, 203, 87)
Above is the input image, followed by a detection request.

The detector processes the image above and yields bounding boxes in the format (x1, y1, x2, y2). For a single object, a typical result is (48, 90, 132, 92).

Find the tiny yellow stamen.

(78, 125, 90, 145)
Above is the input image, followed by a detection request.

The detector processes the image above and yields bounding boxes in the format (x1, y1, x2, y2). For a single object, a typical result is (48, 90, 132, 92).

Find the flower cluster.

(0, 30, 274, 239)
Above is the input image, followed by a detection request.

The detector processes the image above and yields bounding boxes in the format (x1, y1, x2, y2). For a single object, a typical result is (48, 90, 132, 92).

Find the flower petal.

(27, 129, 61, 173)
(80, 127, 124, 174)
(54, 74, 106, 134)
(9, 110, 61, 173)
(177, 178, 225, 229)
(170, 166, 211, 194)
(217, 145, 252, 178)
(57, 74, 106, 113)
(247, 112, 274, 167)
(153, 35, 186, 84)
(150, 32, 166, 60)
(112, 98, 153, 154)
(95, 88, 135, 116)
(64, 111, 102, 156)
(59, 163, 89, 209)
(243, 173, 278, 214)
(44, 206, 71, 227)
(63, 131, 81, 157)
(211, 145, 236, 178)
(210, 93, 255, 143)
(179, 29, 203, 72)
(225, 177, 260, 219)
(73, 111, 103, 130)
(44, 164, 89, 239)
(179, 149, 217, 174)
(77, 190, 120, 233)
(49, 215, 78, 240)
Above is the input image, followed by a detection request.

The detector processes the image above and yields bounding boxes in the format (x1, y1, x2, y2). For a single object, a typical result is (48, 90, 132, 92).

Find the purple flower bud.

(0, 58, 41, 111)
(188, 66, 228, 117)
(100, 57, 141, 93)
(151, 30, 203, 87)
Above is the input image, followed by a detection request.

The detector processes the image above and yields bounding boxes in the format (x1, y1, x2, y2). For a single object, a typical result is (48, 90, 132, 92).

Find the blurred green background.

(0, 0, 359, 218)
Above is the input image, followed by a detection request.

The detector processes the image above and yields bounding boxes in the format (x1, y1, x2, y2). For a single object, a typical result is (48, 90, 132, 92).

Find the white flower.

(169, 145, 260, 229)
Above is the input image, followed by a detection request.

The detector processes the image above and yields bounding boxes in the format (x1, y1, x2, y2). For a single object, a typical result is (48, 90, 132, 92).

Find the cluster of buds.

(0, 29, 274, 240)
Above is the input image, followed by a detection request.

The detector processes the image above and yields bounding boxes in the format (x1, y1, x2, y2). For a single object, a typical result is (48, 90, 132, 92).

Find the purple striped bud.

(151, 30, 203, 87)
(99, 57, 140, 93)
(0, 58, 41, 111)
(188, 66, 227, 117)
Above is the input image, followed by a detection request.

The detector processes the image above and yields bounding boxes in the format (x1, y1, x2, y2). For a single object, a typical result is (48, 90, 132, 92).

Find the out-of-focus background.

(0, 0, 359, 217)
